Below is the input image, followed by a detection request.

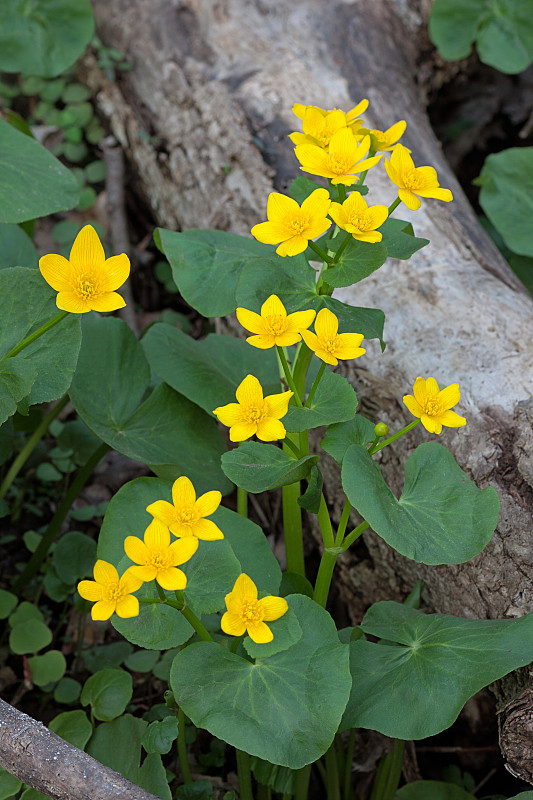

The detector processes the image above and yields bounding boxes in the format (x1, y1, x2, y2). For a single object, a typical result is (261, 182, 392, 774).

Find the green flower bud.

(374, 422, 389, 438)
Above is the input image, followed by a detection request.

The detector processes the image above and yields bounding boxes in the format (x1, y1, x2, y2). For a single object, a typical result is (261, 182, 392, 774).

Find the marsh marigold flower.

(251, 188, 331, 257)
(295, 130, 381, 186)
(236, 294, 315, 349)
(384, 144, 453, 210)
(403, 376, 466, 434)
(289, 108, 351, 149)
(214, 374, 293, 442)
(359, 120, 406, 152)
(147, 476, 223, 541)
(328, 192, 388, 243)
(292, 100, 368, 135)
(78, 560, 142, 620)
(302, 308, 365, 366)
(39, 224, 130, 313)
(221, 573, 288, 644)
(124, 519, 199, 590)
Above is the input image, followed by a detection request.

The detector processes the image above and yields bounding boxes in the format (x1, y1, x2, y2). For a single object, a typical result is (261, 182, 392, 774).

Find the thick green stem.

(237, 486, 248, 517)
(236, 749, 254, 800)
(337, 184, 347, 203)
(324, 742, 341, 800)
(294, 765, 311, 800)
(331, 232, 351, 263)
(305, 362, 326, 408)
(370, 739, 405, 800)
(313, 548, 340, 608)
(292, 343, 313, 400)
(343, 729, 357, 800)
(341, 521, 370, 552)
(308, 240, 331, 263)
(282, 478, 305, 577)
(368, 419, 420, 455)
(335, 500, 352, 546)
(177, 706, 192, 784)
(276, 346, 303, 407)
(317, 494, 334, 548)
(12, 441, 110, 593)
(0, 395, 69, 499)
(6, 311, 70, 359)
(178, 601, 214, 642)
(387, 196, 401, 217)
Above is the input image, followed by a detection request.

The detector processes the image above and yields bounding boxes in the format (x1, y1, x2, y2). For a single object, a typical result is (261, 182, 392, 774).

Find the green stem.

(343, 729, 357, 800)
(283, 436, 302, 459)
(387, 196, 401, 217)
(308, 240, 331, 264)
(177, 600, 214, 642)
(368, 419, 420, 455)
(313, 548, 340, 607)
(276, 346, 303, 407)
(0, 395, 69, 499)
(305, 362, 326, 408)
(292, 342, 313, 400)
(317, 494, 334, 548)
(236, 749, 254, 800)
(177, 706, 192, 784)
(237, 486, 248, 517)
(341, 520, 370, 552)
(331, 232, 351, 263)
(12, 441, 110, 593)
(370, 739, 404, 800)
(5, 311, 69, 359)
(324, 742, 341, 800)
(282, 478, 305, 577)
(294, 766, 311, 800)
(335, 500, 352, 546)
(337, 184, 347, 203)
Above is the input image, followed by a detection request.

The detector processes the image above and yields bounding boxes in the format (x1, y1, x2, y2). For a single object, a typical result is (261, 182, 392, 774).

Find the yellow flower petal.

(115, 594, 139, 618)
(172, 476, 196, 508)
(300, 329, 320, 352)
(169, 521, 195, 538)
(128, 564, 157, 582)
(437, 383, 460, 410)
(233, 573, 258, 602)
(221, 611, 247, 637)
(417, 187, 453, 202)
(92, 600, 116, 620)
(39, 253, 75, 292)
(120, 569, 144, 594)
(228, 421, 258, 442)
(93, 560, 119, 586)
(99, 254, 130, 292)
(315, 308, 338, 340)
(246, 334, 277, 349)
(88, 292, 126, 313)
(259, 596, 289, 622)
(55, 291, 92, 314)
(144, 518, 171, 551)
(255, 417, 286, 441)
(251, 220, 287, 245)
(235, 374, 264, 407)
(439, 410, 466, 428)
(77, 580, 103, 602)
(412, 377, 427, 406)
(403, 394, 422, 418)
(285, 309, 316, 335)
(193, 518, 224, 540)
(236, 307, 265, 334)
(352, 230, 382, 243)
(333, 333, 365, 361)
(246, 620, 273, 644)
(156, 566, 187, 591)
(69, 225, 105, 269)
(425, 377, 440, 396)
(124, 535, 149, 565)
(195, 489, 222, 518)
(146, 499, 177, 528)
(267, 192, 300, 224)
(264, 390, 293, 419)
(168, 536, 199, 564)
(301, 187, 332, 219)
(213, 402, 245, 426)
(398, 188, 421, 210)
(261, 294, 286, 317)
(276, 236, 308, 257)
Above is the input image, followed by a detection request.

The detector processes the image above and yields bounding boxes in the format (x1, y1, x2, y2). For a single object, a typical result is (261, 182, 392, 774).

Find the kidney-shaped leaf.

(221, 442, 317, 493)
(323, 238, 387, 289)
(170, 594, 351, 768)
(284, 368, 358, 432)
(341, 442, 499, 564)
(341, 601, 533, 740)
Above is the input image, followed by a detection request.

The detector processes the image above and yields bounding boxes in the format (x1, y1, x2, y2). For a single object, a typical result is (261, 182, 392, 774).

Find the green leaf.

(170, 595, 351, 768)
(182, 539, 240, 615)
(395, 782, 475, 800)
(378, 218, 429, 260)
(341, 442, 499, 564)
(9, 619, 52, 654)
(28, 650, 66, 686)
(9, 600, 43, 626)
(86, 714, 146, 781)
(285, 368, 358, 432)
(323, 238, 387, 288)
(0, 589, 17, 619)
(142, 325, 280, 416)
(69, 315, 231, 494)
(221, 442, 318, 493)
(0, 223, 38, 269)
(125, 650, 160, 673)
(49, 709, 92, 750)
(321, 415, 376, 463)
(0, 767, 21, 800)
(0, 120, 79, 222)
(243, 606, 302, 659)
(297, 464, 323, 513)
(176, 782, 213, 800)
(0, 0, 95, 77)
(341, 601, 533, 739)
(429, 0, 533, 73)
(53, 531, 97, 584)
(142, 717, 179, 755)
(478, 148, 533, 257)
(81, 642, 133, 673)
(0, 358, 36, 425)
(0, 268, 82, 411)
(112, 582, 194, 650)
(288, 176, 324, 204)
(251, 758, 296, 796)
(80, 668, 133, 721)
(53, 677, 82, 705)
(137, 753, 171, 800)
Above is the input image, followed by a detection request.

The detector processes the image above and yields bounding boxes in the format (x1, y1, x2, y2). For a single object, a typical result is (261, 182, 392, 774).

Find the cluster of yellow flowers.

(251, 100, 452, 257)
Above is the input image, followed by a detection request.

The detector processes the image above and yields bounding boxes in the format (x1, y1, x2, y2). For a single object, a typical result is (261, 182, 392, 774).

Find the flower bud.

(374, 422, 389, 438)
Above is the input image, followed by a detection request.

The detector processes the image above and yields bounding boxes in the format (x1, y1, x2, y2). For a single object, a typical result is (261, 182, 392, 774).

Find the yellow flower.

(289, 108, 351, 149)
(124, 519, 199, 590)
(359, 120, 406, 151)
(403, 376, 466, 434)
(251, 188, 332, 257)
(236, 294, 315, 349)
(328, 192, 388, 243)
(384, 144, 453, 210)
(301, 308, 365, 366)
(221, 573, 288, 644)
(295, 131, 381, 186)
(39, 224, 130, 313)
(146, 476, 223, 541)
(213, 374, 293, 442)
(77, 560, 142, 621)
(292, 99, 368, 135)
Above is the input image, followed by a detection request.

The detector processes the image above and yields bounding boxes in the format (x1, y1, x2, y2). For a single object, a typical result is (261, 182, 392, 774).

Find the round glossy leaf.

(170, 595, 351, 768)
(53, 677, 82, 705)
(243, 607, 302, 659)
(28, 649, 66, 685)
(284, 369, 358, 432)
(53, 531, 97, 584)
(0, 223, 38, 269)
(321, 415, 376, 464)
(142, 717, 179, 755)
(9, 600, 43, 626)
(112, 583, 194, 650)
(49, 709, 92, 750)
(0, 589, 17, 619)
(0, 767, 22, 800)
(342, 442, 499, 565)
(80, 668, 132, 721)
(10, 619, 52, 654)
(221, 442, 318, 493)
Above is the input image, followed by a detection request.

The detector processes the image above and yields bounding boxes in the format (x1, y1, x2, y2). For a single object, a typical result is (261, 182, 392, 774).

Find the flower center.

(322, 336, 339, 354)
(325, 153, 352, 176)
(243, 402, 267, 424)
(241, 600, 264, 623)
(104, 582, 124, 602)
(348, 211, 371, 231)
(148, 550, 170, 569)
(285, 212, 309, 236)
(265, 314, 288, 336)
(403, 168, 425, 191)
(423, 397, 443, 417)
(77, 277, 97, 298)
(177, 506, 199, 526)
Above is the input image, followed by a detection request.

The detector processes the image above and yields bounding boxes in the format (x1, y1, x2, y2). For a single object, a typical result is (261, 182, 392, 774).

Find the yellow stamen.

(325, 154, 351, 175)
(403, 168, 426, 191)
